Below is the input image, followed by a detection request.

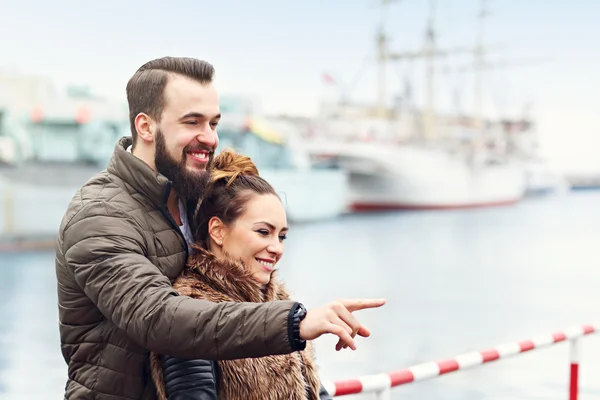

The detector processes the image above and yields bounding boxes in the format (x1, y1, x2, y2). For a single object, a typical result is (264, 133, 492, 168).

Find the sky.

(1, 0, 599, 170)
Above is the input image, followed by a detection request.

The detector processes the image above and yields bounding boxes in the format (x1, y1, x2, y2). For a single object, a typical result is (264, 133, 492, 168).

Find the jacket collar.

(107, 136, 171, 210)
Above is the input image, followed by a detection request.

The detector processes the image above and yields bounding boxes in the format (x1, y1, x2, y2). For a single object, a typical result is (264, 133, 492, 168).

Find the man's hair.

(126, 56, 215, 148)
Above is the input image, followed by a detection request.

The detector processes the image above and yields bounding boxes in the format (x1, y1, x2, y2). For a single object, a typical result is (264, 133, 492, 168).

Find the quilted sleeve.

(62, 200, 297, 359)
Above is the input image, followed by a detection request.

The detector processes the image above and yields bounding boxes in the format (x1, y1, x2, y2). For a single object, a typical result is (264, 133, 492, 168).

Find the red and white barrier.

(322, 324, 598, 400)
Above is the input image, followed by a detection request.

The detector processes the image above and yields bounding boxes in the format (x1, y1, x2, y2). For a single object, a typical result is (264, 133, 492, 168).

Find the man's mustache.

(183, 145, 214, 155)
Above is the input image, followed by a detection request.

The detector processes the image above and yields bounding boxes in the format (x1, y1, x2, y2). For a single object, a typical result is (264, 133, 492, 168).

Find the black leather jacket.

(161, 354, 334, 399)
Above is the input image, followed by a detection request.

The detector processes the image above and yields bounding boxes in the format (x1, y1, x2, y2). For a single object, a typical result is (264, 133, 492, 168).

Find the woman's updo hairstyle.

(193, 149, 279, 248)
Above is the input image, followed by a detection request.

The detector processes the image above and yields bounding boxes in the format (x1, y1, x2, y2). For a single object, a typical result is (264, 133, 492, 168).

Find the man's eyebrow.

(179, 112, 221, 120)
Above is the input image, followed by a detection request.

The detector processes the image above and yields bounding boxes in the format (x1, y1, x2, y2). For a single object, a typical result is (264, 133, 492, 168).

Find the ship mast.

(423, 0, 437, 142)
(473, 0, 488, 132)
(376, 0, 474, 142)
(375, 0, 396, 118)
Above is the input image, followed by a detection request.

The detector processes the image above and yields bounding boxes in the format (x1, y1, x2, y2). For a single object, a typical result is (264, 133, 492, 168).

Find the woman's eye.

(279, 234, 287, 241)
(257, 229, 269, 236)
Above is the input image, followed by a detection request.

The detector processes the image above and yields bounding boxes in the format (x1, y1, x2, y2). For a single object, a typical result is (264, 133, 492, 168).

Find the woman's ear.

(208, 216, 225, 246)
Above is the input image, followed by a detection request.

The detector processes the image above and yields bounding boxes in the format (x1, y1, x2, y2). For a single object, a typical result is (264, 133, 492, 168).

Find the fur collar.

(151, 246, 322, 400)
(179, 244, 281, 303)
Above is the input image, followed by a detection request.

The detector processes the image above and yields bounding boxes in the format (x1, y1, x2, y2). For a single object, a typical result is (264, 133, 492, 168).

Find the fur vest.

(151, 246, 322, 400)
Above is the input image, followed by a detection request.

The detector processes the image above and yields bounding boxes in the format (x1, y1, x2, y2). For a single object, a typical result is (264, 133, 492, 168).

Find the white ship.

(308, 0, 530, 211)
(336, 143, 524, 211)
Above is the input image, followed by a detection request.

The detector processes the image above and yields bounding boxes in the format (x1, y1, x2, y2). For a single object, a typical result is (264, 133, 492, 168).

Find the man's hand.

(299, 298, 386, 351)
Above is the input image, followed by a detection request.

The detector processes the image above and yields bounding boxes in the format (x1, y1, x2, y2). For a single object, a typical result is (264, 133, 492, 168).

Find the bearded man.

(54, 56, 385, 399)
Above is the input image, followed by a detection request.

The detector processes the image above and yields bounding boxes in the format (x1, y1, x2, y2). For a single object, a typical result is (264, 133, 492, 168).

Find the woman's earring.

(218, 240, 223, 246)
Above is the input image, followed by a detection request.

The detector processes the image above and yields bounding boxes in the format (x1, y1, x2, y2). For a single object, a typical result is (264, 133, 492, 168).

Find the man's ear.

(208, 217, 226, 246)
(134, 113, 155, 144)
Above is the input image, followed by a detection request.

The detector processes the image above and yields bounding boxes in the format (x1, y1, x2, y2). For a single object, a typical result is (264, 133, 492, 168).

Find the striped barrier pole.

(570, 336, 581, 400)
(322, 324, 597, 399)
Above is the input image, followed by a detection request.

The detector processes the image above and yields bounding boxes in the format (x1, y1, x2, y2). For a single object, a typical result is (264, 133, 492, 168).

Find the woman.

(151, 149, 332, 400)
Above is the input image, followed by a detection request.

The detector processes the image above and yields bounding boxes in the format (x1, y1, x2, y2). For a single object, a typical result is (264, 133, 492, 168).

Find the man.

(55, 56, 385, 399)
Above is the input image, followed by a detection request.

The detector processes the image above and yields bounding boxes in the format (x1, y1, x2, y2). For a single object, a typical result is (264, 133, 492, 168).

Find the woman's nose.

(267, 241, 283, 256)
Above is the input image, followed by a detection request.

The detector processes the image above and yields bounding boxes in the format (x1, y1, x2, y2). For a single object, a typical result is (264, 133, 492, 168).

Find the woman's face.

(211, 193, 288, 285)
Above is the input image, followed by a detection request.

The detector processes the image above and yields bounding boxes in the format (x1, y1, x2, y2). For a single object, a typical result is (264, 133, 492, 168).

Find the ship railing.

(322, 324, 597, 400)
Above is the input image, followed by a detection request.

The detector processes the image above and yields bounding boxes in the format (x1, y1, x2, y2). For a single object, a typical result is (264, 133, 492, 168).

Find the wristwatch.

(289, 303, 307, 351)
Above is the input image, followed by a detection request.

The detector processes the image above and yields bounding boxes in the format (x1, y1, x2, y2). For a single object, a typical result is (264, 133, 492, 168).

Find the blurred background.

(1, 0, 600, 398)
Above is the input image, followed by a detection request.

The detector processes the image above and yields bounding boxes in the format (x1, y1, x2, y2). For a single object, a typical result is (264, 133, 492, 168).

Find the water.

(2, 191, 600, 399)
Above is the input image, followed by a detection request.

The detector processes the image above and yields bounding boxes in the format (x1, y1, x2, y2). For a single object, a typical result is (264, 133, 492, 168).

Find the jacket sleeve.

(161, 355, 218, 400)
(61, 200, 299, 359)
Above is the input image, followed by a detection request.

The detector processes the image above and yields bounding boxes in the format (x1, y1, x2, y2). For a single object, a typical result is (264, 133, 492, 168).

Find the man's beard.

(154, 129, 213, 201)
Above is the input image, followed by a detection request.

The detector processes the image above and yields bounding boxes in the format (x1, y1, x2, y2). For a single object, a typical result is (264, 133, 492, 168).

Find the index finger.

(340, 298, 386, 312)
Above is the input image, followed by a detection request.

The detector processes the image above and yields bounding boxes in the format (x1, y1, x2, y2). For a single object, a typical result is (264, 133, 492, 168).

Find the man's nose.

(196, 124, 219, 149)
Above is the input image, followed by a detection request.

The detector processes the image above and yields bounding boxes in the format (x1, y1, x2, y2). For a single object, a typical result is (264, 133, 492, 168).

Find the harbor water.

(2, 191, 600, 399)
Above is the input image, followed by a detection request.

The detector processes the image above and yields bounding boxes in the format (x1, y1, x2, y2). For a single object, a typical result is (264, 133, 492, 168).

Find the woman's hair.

(193, 149, 279, 248)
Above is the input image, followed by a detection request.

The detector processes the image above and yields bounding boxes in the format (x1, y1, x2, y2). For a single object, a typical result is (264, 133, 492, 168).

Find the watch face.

(297, 305, 307, 318)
